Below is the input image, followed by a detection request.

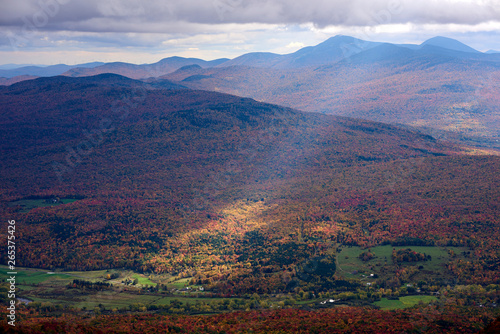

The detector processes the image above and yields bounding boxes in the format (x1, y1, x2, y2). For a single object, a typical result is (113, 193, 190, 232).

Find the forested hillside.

(1, 75, 499, 298)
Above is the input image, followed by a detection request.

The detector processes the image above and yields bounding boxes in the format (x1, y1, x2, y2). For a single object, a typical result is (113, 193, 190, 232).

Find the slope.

(420, 36, 480, 53)
(0, 62, 104, 78)
(0, 75, 499, 294)
(162, 44, 500, 148)
(63, 57, 229, 79)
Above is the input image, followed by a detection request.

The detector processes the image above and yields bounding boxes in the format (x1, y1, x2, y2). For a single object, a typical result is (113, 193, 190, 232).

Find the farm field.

(0, 266, 240, 311)
(336, 245, 468, 284)
(375, 295, 438, 310)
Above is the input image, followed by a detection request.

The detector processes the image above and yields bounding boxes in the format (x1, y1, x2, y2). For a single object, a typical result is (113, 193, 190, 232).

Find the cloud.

(1, 0, 499, 64)
(285, 42, 305, 49)
(1, 0, 499, 33)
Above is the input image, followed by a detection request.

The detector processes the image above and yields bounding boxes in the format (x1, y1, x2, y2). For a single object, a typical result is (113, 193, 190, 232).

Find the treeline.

(3, 304, 498, 333)
(392, 249, 430, 263)
(67, 279, 112, 291)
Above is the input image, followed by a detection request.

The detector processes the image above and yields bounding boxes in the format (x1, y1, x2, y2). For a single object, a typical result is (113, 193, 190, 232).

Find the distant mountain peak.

(326, 35, 364, 43)
(420, 36, 479, 53)
(312, 35, 376, 50)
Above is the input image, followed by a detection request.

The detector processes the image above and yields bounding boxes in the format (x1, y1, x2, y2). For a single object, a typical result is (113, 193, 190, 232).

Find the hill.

(62, 56, 229, 79)
(420, 36, 480, 53)
(1, 75, 499, 297)
(161, 42, 500, 148)
(0, 62, 104, 78)
(0, 74, 38, 85)
(271, 35, 381, 68)
(3, 37, 500, 147)
(219, 35, 380, 69)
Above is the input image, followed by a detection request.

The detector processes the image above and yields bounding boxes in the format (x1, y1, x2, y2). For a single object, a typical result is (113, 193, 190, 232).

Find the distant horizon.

(1, 34, 498, 67)
(1, 0, 500, 65)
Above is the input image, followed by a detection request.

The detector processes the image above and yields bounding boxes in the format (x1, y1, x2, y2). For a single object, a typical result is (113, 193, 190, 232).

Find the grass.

(153, 296, 228, 306)
(25, 291, 159, 309)
(374, 295, 437, 310)
(170, 278, 192, 289)
(129, 273, 157, 286)
(294, 298, 324, 305)
(74, 291, 160, 309)
(336, 245, 466, 281)
(26, 288, 231, 310)
(0, 266, 227, 310)
(65, 270, 109, 281)
(0, 258, 445, 313)
(374, 298, 405, 310)
(0, 266, 73, 285)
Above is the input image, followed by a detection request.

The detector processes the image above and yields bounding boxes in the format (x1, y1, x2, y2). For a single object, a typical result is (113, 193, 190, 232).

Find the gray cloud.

(1, 0, 499, 33)
(1, 0, 500, 64)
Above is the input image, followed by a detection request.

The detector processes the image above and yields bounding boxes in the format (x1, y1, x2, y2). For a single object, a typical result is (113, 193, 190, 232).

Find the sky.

(0, 0, 500, 65)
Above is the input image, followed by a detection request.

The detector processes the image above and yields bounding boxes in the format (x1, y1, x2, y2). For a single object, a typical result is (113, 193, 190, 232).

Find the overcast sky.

(1, 0, 500, 65)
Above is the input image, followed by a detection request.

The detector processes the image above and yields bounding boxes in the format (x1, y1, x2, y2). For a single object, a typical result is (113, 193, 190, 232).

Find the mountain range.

(160, 42, 500, 148)
(0, 62, 105, 78)
(2, 35, 499, 78)
(2, 35, 499, 150)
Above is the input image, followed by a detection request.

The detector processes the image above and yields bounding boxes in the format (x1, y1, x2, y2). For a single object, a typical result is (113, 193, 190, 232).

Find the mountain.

(0, 62, 104, 78)
(486, 49, 500, 54)
(1, 74, 500, 334)
(219, 35, 381, 69)
(0, 63, 45, 70)
(416, 44, 500, 63)
(218, 35, 500, 70)
(0, 74, 38, 85)
(1, 74, 455, 191)
(63, 56, 230, 79)
(1, 73, 186, 95)
(217, 52, 283, 68)
(3, 35, 499, 81)
(410, 37, 500, 62)
(420, 36, 480, 53)
(276, 35, 381, 68)
(1, 75, 499, 293)
(336, 43, 416, 65)
(161, 38, 500, 148)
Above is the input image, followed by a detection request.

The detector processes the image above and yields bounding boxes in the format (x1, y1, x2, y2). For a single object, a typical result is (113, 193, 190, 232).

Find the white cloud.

(285, 42, 305, 49)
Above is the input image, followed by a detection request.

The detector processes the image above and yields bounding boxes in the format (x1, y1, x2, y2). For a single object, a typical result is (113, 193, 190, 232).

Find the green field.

(0, 267, 157, 286)
(375, 295, 438, 310)
(0, 267, 74, 285)
(0, 266, 226, 310)
(129, 273, 157, 286)
(336, 245, 466, 281)
(153, 296, 227, 306)
(65, 269, 112, 281)
(170, 278, 192, 289)
(0, 257, 448, 313)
